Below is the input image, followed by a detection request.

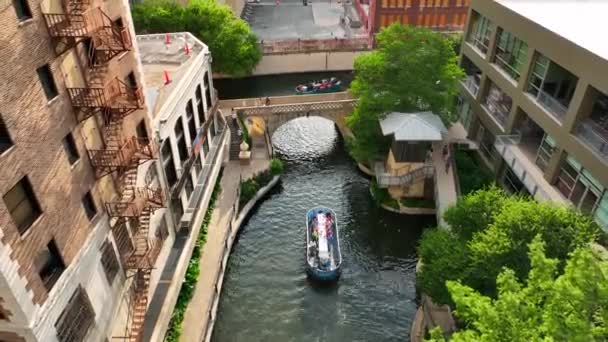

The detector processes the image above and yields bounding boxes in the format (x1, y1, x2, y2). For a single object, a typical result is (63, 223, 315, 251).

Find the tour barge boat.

(306, 207, 342, 282)
(295, 78, 342, 95)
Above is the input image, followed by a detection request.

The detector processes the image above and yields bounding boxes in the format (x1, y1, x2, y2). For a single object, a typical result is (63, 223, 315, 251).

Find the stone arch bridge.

(219, 92, 357, 137)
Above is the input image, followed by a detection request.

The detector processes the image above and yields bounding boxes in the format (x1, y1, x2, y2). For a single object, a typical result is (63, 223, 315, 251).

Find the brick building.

(361, 0, 469, 34)
(0, 0, 172, 340)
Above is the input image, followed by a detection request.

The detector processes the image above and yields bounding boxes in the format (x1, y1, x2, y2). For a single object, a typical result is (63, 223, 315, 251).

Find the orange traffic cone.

(164, 70, 171, 85)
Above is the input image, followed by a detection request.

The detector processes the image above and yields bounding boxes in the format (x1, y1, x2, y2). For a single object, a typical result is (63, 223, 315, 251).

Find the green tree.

(426, 236, 608, 342)
(442, 186, 508, 241)
(417, 188, 599, 305)
(417, 228, 469, 305)
(132, 0, 262, 76)
(346, 23, 464, 162)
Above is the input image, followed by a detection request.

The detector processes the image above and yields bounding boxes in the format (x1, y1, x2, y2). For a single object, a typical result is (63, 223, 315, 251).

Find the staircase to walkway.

(228, 117, 241, 161)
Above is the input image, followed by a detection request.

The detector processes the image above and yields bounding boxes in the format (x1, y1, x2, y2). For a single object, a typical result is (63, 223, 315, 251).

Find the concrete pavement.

(181, 156, 270, 342)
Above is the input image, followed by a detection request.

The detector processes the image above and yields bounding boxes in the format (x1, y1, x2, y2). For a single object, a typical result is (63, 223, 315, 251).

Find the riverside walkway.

(433, 122, 472, 227)
(180, 155, 270, 341)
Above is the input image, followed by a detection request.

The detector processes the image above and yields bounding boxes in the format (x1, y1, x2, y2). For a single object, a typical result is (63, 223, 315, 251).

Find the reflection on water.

(212, 117, 434, 342)
(213, 71, 355, 99)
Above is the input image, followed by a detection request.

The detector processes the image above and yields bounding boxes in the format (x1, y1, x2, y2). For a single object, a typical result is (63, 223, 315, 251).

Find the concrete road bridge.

(219, 92, 357, 137)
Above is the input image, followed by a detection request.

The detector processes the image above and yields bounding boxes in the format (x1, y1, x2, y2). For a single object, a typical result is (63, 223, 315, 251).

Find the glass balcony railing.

(494, 135, 551, 201)
(462, 76, 480, 96)
(575, 119, 608, 160)
(535, 90, 568, 121)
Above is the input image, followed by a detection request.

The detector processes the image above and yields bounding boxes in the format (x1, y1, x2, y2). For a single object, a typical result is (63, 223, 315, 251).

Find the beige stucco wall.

(385, 150, 426, 198)
(252, 51, 367, 75)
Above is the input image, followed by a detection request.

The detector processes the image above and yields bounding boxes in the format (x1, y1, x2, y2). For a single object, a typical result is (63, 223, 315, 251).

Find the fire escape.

(44, 1, 163, 341)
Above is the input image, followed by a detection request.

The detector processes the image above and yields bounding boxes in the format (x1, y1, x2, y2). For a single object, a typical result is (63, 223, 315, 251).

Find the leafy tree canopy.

(427, 236, 608, 342)
(346, 24, 464, 162)
(418, 187, 599, 305)
(132, 0, 262, 76)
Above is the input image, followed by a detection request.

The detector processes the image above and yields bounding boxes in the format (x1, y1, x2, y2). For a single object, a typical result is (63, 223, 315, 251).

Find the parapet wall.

(252, 50, 368, 75)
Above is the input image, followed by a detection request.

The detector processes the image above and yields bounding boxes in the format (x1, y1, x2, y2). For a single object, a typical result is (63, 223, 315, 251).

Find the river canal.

(212, 115, 435, 342)
(213, 71, 355, 99)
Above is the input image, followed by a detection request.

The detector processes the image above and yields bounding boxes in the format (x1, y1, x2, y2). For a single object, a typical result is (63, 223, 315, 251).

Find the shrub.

(239, 178, 259, 209)
(454, 149, 494, 195)
(164, 168, 223, 342)
(370, 180, 399, 209)
(270, 158, 284, 175)
(238, 115, 251, 147)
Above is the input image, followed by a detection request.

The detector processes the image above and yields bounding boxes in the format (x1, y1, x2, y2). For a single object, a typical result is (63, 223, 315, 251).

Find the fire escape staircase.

(106, 170, 165, 342)
(374, 162, 435, 189)
(67, 77, 143, 122)
(43, 3, 131, 59)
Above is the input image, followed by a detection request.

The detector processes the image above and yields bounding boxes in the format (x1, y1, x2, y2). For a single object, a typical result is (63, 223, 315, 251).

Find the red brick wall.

(372, 0, 469, 33)
(0, 0, 150, 306)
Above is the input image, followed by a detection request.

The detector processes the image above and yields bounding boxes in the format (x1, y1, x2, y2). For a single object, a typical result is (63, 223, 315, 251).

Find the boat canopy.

(317, 213, 330, 264)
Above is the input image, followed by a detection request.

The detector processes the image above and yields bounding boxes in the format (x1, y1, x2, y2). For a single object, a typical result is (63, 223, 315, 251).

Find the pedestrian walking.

(231, 107, 237, 124)
(265, 97, 271, 106)
(442, 144, 448, 158)
(425, 149, 432, 163)
(445, 153, 452, 173)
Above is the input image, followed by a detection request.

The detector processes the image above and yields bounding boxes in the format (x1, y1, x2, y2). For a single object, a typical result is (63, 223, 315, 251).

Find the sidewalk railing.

(264, 125, 274, 158)
(201, 175, 241, 342)
(260, 36, 373, 54)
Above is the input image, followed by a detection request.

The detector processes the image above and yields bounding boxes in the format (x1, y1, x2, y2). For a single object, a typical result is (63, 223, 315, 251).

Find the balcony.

(43, 7, 131, 61)
(466, 13, 492, 55)
(526, 54, 578, 122)
(535, 90, 568, 120)
(105, 186, 166, 218)
(483, 82, 512, 127)
(460, 55, 482, 97)
(493, 28, 527, 82)
(575, 119, 608, 161)
(463, 76, 480, 97)
(88, 137, 156, 177)
(494, 135, 566, 203)
(68, 77, 143, 121)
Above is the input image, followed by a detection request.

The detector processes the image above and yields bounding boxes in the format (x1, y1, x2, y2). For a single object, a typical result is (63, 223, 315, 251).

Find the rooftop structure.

(135, 34, 227, 340)
(138, 33, 208, 119)
(380, 112, 447, 141)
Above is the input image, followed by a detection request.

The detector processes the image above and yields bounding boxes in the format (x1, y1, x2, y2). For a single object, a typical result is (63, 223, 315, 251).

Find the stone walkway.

(181, 157, 270, 342)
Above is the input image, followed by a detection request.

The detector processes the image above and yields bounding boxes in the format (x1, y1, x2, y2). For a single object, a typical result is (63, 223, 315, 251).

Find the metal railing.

(483, 98, 510, 127)
(67, 77, 142, 110)
(202, 175, 241, 342)
(260, 37, 373, 54)
(237, 99, 357, 116)
(575, 119, 608, 160)
(535, 90, 568, 121)
(494, 135, 551, 201)
(264, 125, 274, 158)
(375, 162, 435, 187)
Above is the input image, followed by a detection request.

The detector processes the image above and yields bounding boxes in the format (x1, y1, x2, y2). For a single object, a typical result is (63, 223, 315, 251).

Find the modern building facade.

(457, 0, 608, 232)
(136, 32, 227, 341)
(363, 0, 469, 34)
(0, 0, 173, 340)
